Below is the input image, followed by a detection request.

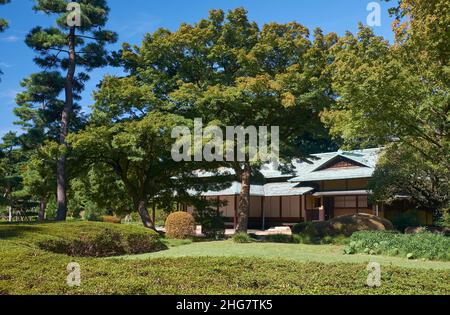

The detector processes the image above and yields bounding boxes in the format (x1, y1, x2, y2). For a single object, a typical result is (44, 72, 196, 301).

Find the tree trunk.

(236, 163, 251, 233)
(8, 206, 12, 223)
(56, 27, 76, 221)
(38, 199, 46, 222)
(137, 198, 156, 230)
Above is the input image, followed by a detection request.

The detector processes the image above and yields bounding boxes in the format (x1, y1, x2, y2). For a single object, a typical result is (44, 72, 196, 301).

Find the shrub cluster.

(101, 216, 122, 224)
(38, 228, 165, 257)
(1, 247, 449, 295)
(344, 231, 450, 261)
(165, 212, 196, 239)
(232, 232, 253, 243)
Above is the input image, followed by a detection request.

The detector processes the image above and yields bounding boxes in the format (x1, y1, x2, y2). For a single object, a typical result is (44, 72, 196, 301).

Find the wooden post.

(261, 196, 265, 230)
(234, 195, 238, 230)
(298, 196, 302, 221)
(8, 206, 12, 222)
(356, 195, 359, 214)
(303, 195, 307, 221)
(279, 197, 282, 220)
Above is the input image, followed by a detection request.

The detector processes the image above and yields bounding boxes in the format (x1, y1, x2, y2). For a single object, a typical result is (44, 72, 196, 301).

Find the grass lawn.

(126, 240, 450, 270)
(0, 222, 449, 295)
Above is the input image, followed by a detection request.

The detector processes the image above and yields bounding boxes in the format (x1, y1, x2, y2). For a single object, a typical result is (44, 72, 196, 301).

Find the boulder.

(292, 213, 394, 237)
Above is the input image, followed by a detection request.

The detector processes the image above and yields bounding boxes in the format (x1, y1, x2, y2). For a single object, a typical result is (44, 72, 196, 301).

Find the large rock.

(292, 213, 394, 237)
(327, 213, 394, 236)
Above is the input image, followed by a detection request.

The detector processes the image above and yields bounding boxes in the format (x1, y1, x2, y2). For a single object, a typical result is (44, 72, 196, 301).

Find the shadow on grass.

(0, 224, 45, 240)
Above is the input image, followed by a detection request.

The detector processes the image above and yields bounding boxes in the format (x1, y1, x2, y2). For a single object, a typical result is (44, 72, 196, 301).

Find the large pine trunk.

(56, 27, 76, 221)
(38, 199, 46, 222)
(236, 163, 251, 233)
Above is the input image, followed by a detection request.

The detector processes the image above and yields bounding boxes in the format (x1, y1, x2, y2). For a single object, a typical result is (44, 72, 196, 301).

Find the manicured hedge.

(0, 222, 448, 295)
(165, 212, 196, 239)
(345, 231, 450, 261)
(0, 221, 166, 257)
(0, 241, 448, 295)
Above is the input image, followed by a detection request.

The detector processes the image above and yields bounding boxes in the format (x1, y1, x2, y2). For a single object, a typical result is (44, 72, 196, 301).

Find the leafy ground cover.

(345, 231, 450, 261)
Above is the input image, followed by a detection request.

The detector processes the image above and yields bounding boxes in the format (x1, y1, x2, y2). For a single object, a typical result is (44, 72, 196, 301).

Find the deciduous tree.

(323, 0, 449, 219)
(110, 8, 338, 232)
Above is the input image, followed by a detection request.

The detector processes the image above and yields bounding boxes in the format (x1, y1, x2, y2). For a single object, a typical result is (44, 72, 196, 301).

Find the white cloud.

(118, 14, 162, 39)
(0, 62, 12, 68)
(0, 35, 21, 42)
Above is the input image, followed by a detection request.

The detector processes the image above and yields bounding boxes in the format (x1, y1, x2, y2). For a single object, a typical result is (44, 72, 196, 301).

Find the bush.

(391, 210, 422, 232)
(233, 232, 253, 243)
(292, 233, 316, 244)
(345, 230, 450, 261)
(37, 227, 165, 257)
(436, 208, 450, 228)
(102, 216, 122, 224)
(193, 207, 226, 240)
(165, 212, 196, 239)
(264, 234, 293, 243)
(126, 232, 166, 254)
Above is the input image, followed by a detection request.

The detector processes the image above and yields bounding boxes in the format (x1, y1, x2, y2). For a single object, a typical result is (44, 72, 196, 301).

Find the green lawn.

(0, 222, 449, 295)
(125, 239, 450, 270)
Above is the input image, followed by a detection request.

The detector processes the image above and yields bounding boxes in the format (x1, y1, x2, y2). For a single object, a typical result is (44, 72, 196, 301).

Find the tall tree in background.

(0, 0, 11, 79)
(25, 0, 117, 220)
(111, 8, 338, 232)
(0, 0, 10, 32)
(322, 0, 449, 217)
(0, 132, 24, 222)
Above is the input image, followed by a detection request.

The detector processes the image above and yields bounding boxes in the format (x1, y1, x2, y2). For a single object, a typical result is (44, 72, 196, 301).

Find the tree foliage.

(24, 0, 117, 220)
(68, 111, 211, 229)
(106, 8, 339, 231)
(322, 0, 449, 220)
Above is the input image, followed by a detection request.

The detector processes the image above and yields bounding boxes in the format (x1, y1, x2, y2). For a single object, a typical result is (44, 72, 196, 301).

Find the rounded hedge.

(38, 228, 166, 257)
(165, 211, 196, 239)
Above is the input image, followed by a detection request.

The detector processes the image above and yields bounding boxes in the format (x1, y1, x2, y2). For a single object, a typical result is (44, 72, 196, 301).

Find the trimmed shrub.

(126, 232, 166, 254)
(102, 216, 122, 224)
(233, 232, 253, 243)
(193, 207, 226, 240)
(165, 211, 196, 239)
(264, 234, 293, 243)
(38, 228, 165, 257)
(345, 230, 450, 261)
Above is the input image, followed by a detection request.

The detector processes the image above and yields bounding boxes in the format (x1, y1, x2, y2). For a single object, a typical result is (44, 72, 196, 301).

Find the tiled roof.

(191, 148, 382, 197)
(191, 181, 314, 197)
(193, 148, 382, 181)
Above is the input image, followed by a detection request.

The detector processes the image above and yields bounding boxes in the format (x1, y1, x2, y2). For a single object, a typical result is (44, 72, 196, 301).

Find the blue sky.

(0, 0, 395, 137)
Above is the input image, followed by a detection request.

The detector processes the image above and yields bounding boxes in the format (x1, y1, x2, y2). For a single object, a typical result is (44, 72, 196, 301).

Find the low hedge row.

(38, 228, 166, 257)
(0, 221, 166, 257)
(345, 231, 450, 261)
(0, 242, 448, 295)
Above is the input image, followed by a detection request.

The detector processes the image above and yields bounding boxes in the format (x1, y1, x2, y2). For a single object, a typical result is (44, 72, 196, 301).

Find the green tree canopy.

(102, 8, 339, 232)
(68, 111, 217, 229)
(323, 0, 449, 218)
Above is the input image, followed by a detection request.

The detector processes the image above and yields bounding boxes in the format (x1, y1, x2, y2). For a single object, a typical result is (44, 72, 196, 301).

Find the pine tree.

(25, 0, 117, 220)
(0, 0, 11, 79)
(0, 0, 10, 33)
